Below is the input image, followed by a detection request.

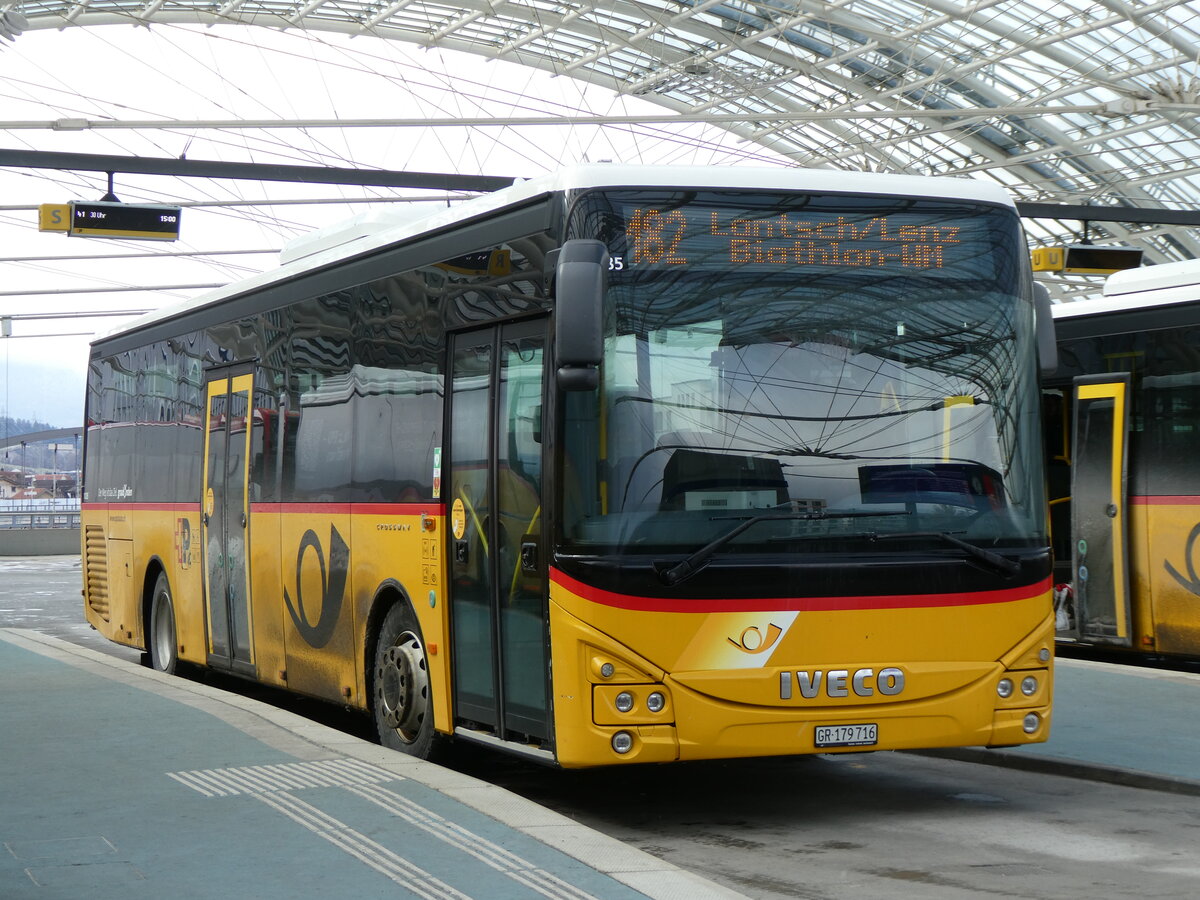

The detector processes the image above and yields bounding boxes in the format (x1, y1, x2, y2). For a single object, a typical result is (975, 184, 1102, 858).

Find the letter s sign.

(38, 204, 71, 233)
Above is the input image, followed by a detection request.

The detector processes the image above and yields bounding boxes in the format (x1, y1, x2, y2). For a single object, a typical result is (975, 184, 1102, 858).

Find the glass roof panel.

(2, 0, 1199, 301)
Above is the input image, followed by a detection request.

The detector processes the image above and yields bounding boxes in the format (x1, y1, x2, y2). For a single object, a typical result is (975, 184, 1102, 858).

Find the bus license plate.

(814, 723, 878, 748)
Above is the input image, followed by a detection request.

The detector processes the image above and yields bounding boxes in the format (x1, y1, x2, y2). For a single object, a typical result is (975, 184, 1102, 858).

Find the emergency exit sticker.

(433, 447, 442, 499)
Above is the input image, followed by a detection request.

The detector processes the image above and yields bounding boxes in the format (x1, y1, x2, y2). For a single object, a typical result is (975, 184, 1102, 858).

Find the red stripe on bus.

(550, 568, 1049, 613)
(1129, 495, 1200, 506)
(82, 501, 439, 515)
(249, 502, 438, 516)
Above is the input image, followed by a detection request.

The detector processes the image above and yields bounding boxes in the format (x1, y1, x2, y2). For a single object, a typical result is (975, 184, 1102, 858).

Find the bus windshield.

(561, 189, 1046, 557)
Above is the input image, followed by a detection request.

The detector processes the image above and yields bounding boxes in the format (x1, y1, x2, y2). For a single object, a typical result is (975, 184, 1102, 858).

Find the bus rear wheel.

(148, 572, 177, 674)
(373, 602, 439, 759)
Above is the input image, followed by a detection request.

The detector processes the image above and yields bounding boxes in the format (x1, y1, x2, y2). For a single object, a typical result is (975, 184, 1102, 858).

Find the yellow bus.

(1048, 258, 1200, 659)
(82, 165, 1055, 766)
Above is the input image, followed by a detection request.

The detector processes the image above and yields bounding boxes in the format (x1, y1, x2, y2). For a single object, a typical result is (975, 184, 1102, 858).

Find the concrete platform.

(4, 625, 1199, 900)
(0, 628, 746, 900)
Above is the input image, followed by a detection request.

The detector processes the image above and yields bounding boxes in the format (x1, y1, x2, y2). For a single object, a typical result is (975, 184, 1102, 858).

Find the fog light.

(997, 678, 1014, 698)
(646, 691, 666, 713)
(1021, 676, 1038, 696)
(612, 731, 634, 754)
(599, 662, 615, 679)
(615, 691, 634, 713)
(1023, 712, 1040, 734)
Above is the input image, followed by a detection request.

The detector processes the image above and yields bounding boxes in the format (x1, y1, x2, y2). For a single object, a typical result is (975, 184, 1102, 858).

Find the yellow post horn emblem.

(728, 623, 784, 654)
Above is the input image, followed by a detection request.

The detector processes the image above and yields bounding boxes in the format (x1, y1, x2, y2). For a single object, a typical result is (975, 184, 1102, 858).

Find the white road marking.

(168, 758, 605, 900)
(257, 790, 469, 900)
(348, 783, 601, 900)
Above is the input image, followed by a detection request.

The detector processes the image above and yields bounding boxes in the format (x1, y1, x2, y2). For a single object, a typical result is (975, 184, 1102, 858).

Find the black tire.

(148, 572, 178, 674)
(372, 602, 440, 759)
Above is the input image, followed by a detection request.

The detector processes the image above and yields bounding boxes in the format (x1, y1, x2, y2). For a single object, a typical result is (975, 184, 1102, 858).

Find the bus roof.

(95, 164, 1017, 345)
(1103, 257, 1200, 296)
(1053, 258, 1200, 322)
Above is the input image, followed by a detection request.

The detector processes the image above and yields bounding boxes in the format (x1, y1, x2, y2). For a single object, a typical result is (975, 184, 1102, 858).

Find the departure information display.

(627, 207, 960, 269)
(610, 198, 1006, 274)
(68, 201, 182, 241)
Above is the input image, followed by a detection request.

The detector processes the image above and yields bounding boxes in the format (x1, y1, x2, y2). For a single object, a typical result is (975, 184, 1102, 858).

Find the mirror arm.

(1034, 282, 1058, 377)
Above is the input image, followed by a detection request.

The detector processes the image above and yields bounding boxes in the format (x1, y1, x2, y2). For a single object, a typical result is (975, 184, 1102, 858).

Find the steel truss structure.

(6, 0, 1200, 293)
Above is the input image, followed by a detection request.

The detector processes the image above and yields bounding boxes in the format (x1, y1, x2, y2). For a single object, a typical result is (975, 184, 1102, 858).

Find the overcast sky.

(0, 22, 788, 429)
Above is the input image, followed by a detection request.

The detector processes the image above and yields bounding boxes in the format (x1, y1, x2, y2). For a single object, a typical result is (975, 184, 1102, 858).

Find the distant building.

(32, 473, 78, 499)
(0, 471, 25, 499)
(13, 487, 53, 501)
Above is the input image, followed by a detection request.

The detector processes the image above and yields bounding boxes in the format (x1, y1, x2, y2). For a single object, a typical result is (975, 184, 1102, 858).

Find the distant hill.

(2, 415, 57, 438)
(1, 415, 80, 472)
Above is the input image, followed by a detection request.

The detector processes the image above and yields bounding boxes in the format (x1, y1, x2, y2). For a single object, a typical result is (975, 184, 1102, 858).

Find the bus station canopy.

(8, 0, 1200, 298)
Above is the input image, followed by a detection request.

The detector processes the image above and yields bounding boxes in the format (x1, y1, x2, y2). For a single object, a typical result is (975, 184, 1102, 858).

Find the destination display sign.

(625, 207, 963, 270)
(68, 201, 182, 241)
(593, 189, 1017, 278)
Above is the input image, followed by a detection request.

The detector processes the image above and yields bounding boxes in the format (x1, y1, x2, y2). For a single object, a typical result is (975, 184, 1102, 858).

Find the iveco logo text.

(779, 667, 905, 700)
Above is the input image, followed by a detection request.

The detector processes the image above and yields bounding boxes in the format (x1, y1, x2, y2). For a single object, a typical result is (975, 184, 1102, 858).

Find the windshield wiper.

(871, 531, 1021, 577)
(659, 518, 1020, 586)
(658, 509, 909, 586)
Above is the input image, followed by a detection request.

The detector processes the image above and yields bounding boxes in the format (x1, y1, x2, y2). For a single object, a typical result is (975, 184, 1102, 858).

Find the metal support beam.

(1015, 202, 1200, 226)
(4, 147, 1196, 228)
(0, 283, 222, 297)
(1, 429, 83, 452)
(0, 106, 1132, 131)
(0, 149, 515, 192)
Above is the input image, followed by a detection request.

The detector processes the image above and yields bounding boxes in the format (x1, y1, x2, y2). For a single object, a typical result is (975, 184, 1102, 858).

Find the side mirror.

(1033, 282, 1058, 377)
(553, 239, 608, 391)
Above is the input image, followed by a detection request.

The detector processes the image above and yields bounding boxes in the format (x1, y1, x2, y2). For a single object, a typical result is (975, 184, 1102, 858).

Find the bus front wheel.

(373, 602, 439, 759)
(148, 572, 178, 674)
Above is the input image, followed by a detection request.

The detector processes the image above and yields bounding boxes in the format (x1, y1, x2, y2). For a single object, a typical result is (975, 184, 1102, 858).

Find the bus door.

(1068, 374, 1133, 646)
(202, 365, 256, 674)
(447, 319, 549, 744)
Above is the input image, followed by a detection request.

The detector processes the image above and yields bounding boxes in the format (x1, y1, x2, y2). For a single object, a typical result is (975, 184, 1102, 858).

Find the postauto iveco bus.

(81, 165, 1054, 766)
(1047, 258, 1200, 659)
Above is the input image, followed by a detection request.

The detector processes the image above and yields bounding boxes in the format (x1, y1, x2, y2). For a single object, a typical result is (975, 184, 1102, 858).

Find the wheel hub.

(375, 630, 429, 742)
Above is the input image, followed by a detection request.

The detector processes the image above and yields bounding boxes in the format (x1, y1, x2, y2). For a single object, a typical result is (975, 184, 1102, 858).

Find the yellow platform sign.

(38, 201, 181, 240)
(38, 203, 70, 232)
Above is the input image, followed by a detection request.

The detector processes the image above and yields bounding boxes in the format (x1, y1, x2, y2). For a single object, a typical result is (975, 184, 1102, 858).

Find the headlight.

(615, 691, 634, 713)
(1020, 676, 1038, 696)
(997, 678, 1014, 698)
(646, 691, 666, 713)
